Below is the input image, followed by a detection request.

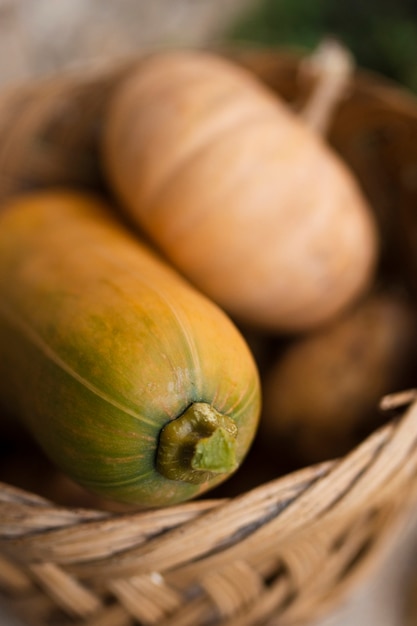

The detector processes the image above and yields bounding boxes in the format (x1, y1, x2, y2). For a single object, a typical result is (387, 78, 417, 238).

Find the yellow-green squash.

(0, 190, 261, 507)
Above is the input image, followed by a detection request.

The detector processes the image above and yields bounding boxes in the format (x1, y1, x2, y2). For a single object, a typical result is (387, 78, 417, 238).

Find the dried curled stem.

(300, 38, 355, 136)
(156, 403, 238, 484)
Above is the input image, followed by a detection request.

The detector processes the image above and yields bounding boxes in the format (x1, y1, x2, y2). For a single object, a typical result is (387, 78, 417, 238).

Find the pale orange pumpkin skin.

(103, 49, 378, 332)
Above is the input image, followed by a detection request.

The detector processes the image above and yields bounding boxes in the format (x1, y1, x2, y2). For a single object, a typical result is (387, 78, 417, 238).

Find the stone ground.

(0, 1, 416, 624)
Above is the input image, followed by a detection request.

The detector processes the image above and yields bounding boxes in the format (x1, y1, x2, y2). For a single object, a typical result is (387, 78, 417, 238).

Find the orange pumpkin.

(103, 49, 378, 332)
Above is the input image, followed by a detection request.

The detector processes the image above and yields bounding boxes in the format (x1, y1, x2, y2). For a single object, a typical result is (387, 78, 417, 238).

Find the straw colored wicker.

(1, 47, 417, 626)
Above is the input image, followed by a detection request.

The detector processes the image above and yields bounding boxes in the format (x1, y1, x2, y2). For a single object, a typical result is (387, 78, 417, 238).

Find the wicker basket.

(1, 46, 417, 626)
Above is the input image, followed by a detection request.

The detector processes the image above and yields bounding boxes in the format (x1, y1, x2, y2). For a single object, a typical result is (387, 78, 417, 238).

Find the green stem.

(156, 402, 238, 484)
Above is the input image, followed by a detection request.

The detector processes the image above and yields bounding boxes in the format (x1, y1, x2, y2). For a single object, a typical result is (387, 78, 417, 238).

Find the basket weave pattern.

(1, 50, 417, 626)
(1, 406, 416, 626)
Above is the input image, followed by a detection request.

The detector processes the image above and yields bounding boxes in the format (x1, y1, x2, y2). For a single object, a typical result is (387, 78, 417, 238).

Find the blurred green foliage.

(227, 0, 417, 91)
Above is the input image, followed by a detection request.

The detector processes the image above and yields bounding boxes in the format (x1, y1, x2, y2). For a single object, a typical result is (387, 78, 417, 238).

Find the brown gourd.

(0, 190, 261, 507)
(260, 290, 417, 462)
(103, 49, 378, 332)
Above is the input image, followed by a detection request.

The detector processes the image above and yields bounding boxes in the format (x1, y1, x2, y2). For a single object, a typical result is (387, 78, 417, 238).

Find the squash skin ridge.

(88, 245, 204, 418)
(0, 299, 152, 425)
(128, 110, 284, 230)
